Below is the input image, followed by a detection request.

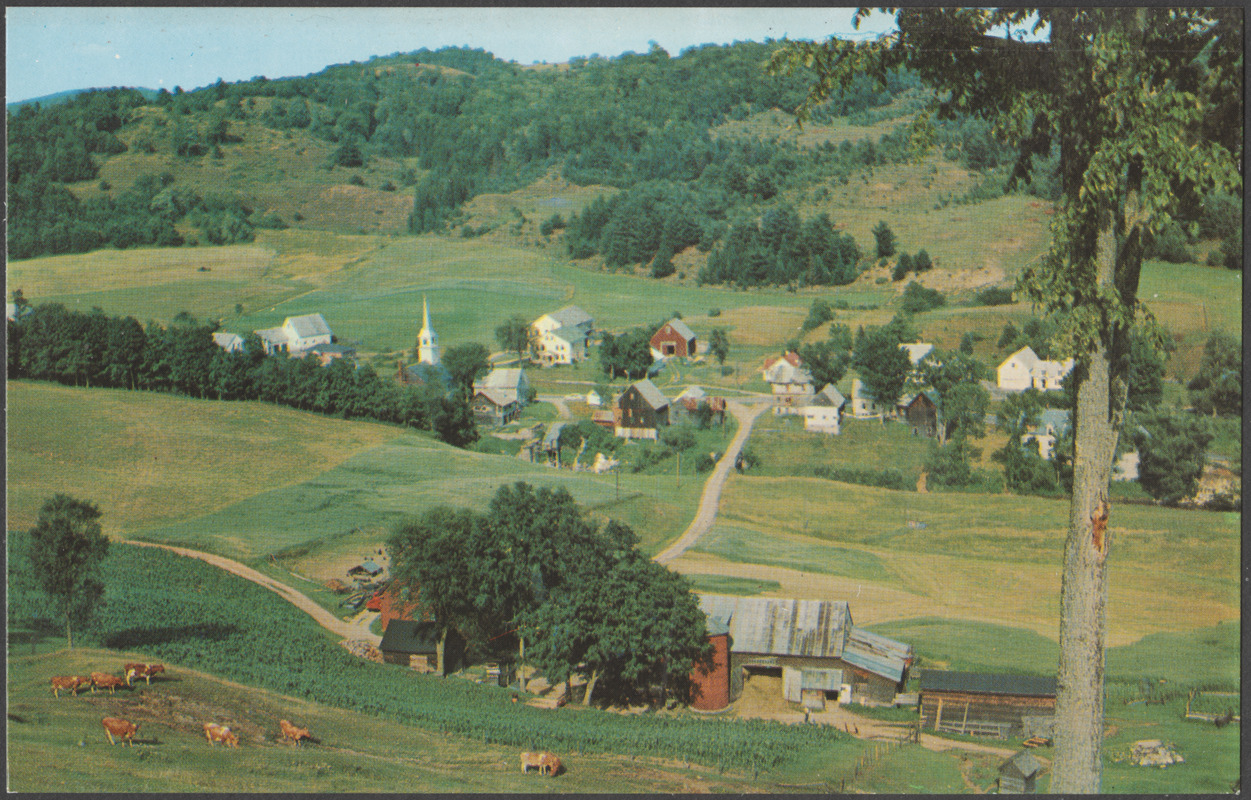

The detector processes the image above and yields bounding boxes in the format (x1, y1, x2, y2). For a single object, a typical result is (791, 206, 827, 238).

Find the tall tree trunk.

(65, 611, 74, 649)
(436, 628, 446, 676)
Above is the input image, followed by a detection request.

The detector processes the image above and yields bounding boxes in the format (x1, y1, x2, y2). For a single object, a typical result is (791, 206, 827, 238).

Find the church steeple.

(417, 295, 440, 365)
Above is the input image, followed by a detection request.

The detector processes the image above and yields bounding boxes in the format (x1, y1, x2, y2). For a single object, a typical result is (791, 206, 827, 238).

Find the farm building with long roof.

(691, 594, 913, 710)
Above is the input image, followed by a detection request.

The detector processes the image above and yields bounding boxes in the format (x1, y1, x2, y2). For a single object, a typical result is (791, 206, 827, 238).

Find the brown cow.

(279, 719, 312, 745)
(125, 663, 166, 686)
(141, 664, 166, 682)
(91, 672, 127, 695)
(204, 722, 239, 748)
(521, 751, 561, 776)
(102, 717, 139, 746)
(50, 676, 85, 699)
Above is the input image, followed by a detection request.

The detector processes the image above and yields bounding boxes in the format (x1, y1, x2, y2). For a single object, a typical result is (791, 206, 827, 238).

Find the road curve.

(654, 399, 771, 564)
(127, 540, 382, 646)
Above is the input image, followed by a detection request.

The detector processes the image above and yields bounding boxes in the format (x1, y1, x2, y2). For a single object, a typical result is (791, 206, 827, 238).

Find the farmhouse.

(253, 313, 334, 355)
(801, 383, 846, 434)
(212, 332, 245, 353)
(379, 619, 464, 675)
(307, 342, 357, 366)
(1021, 409, 1071, 460)
(650, 318, 698, 359)
(614, 379, 670, 439)
(532, 305, 593, 364)
(997, 346, 1075, 392)
(763, 352, 815, 414)
(472, 387, 521, 425)
(918, 670, 1057, 739)
(691, 594, 913, 711)
(898, 390, 940, 438)
(476, 367, 530, 402)
(850, 378, 890, 419)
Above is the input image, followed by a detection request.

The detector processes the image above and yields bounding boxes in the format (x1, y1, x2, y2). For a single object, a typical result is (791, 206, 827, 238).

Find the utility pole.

(676, 450, 680, 489)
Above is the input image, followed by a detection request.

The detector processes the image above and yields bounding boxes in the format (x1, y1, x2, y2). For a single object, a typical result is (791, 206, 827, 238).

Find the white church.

(417, 295, 440, 366)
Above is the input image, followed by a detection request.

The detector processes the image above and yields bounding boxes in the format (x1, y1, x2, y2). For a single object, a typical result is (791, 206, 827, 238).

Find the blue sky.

(6, 7, 902, 103)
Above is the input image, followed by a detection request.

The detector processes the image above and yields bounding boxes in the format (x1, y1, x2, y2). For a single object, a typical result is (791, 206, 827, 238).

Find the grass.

(682, 574, 782, 596)
(713, 475, 1239, 644)
(692, 524, 895, 585)
(6, 380, 402, 538)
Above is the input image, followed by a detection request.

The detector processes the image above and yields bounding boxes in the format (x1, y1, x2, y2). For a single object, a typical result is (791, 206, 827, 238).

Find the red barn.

(690, 621, 731, 711)
(650, 318, 698, 359)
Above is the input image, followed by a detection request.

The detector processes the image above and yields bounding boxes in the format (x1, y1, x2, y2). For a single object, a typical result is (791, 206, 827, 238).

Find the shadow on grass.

(104, 623, 240, 650)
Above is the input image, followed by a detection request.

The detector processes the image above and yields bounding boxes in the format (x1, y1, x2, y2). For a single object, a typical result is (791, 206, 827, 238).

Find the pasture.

(685, 474, 1239, 645)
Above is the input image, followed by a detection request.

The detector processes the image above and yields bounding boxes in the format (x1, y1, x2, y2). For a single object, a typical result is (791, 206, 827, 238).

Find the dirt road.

(127, 540, 382, 646)
(654, 398, 772, 564)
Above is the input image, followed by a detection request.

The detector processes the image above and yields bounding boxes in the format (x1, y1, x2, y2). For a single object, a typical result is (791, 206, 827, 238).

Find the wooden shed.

(919, 670, 1056, 738)
(998, 750, 1044, 793)
(900, 390, 940, 438)
(379, 620, 464, 675)
(615, 379, 670, 439)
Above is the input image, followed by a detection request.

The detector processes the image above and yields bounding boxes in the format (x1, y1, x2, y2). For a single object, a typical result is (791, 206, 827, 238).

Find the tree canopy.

(773, 8, 1241, 791)
(27, 494, 110, 648)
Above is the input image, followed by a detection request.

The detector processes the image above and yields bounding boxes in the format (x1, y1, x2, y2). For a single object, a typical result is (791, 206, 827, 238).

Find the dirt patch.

(83, 686, 277, 746)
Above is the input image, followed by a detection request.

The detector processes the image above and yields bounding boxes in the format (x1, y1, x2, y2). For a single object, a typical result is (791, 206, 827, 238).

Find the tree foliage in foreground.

(1130, 411, 1213, 506)
(773, 8, 1241, 791)
(388, 483, 711, 706)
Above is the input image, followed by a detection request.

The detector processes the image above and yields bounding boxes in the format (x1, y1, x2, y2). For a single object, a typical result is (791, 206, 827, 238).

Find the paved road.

(126, 540, 382, 646)
(654, 398, 772, 564)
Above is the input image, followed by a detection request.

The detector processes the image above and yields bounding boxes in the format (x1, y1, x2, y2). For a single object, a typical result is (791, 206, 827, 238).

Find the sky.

(6, 7, 903, 103)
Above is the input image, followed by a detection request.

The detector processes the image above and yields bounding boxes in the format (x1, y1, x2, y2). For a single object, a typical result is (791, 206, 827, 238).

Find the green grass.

(748, 411, 931, 484)
(867, 617, 1061, 675)
(692, 524, 894, 584)
(683, 574, 783, 596)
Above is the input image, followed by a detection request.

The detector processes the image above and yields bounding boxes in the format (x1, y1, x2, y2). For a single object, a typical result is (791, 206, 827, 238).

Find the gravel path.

(127, 540, 382, 646)
(654, 399, 772, 564)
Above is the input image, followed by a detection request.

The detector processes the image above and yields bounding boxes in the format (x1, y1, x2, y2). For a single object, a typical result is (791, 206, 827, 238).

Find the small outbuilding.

(348, 560, 384, 578)
(919, 670, 1057, 738)
(379, 619, 464, 675)
(998, 750, 1044, 794)
(899, 390, 940, 438)
(650, 318, 698, 359)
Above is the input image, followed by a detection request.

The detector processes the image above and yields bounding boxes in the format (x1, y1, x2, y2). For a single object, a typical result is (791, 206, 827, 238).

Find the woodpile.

(325, 579, 350, 594)
(340, 639, 383, 663)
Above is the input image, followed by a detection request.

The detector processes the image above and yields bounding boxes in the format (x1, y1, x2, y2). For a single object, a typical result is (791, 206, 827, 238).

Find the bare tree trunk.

(583, 669, 600, 706)
(65, 612, 74, 649)
(436, 628, 446, 676)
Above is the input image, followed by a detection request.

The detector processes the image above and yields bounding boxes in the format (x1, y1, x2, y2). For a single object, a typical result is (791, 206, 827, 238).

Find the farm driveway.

(127, 541, 382, 646)
(654, 399, 772, 564)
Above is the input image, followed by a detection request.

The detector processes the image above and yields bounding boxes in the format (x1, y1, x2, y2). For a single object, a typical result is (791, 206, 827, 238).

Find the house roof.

(254, 327, 288, 344)
(900, 343, 935, 365)
(919, 670, 1057, 698)
(764, 358, 814, 386)
(842, 627, 913, 683)
(810, 384, 846, 408)
(379, 619, 442, 654)
(657, 318, 696, 341)
(212, 332, 244, 348)
(1036, 409, 1071, 433)
(349, 559, 382, 575)
(545, 305, 593, 328)
(901, 389, 941, 410)
(676, 385, 706, 401)
(285, 313, 332, 338)
(629, 379, 669, 410)
(999, 751, 1043, 779)
(478, 368, 526, 390)
(697, 594, 851, 659)
(474, 387, 517, 407)
(308, 343, 355, 355)
(542, 325, 581, 345)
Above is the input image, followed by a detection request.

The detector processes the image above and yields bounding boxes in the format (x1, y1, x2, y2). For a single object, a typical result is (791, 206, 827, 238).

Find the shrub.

(975, 287, 1015, 306)
(899, 281, 946, 313)
(349, 174, 366, 187)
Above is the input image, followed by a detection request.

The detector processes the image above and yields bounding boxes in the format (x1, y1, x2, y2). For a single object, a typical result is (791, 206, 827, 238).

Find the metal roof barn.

(697, 594, 851, 658)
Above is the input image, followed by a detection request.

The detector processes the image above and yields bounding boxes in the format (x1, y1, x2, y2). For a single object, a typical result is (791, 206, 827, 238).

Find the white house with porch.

(997, 346, 1075, 392)
(253, 313, 334, 355)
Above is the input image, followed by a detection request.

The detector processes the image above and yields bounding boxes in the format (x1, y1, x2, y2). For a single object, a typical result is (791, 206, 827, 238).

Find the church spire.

(417, 294, 440, 365)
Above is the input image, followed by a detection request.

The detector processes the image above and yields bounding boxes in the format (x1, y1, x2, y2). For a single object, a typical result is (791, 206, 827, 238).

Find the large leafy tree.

(773, 8, 1241, 791)
(27, 494, 110, 648)
(1129, 411, 1213, 505)
(441, 342, 491, 401)
(851, 323, 911, 409)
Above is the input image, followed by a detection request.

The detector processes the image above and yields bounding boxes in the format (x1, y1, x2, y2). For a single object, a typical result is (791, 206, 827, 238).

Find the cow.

(142, 664, 166, 682)
(521, 751, 561, 776)
(279, 719, 312, 745)
(50, 676, 87, 699)
(125, 663, 166, 686)
(102, 717, 139, 746)
(204, 722, 239, 748)
(91, 672, 127, 695)
(123, 664, 146, 686)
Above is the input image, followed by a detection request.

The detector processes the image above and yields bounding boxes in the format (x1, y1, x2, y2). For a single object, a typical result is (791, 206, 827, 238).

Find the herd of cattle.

(50, 660, 565, 776)
(49, 663, 316, 751)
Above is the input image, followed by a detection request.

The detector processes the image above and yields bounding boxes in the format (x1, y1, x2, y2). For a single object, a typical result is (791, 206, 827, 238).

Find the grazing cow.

(102, 717, 139, 746)
(204, 722, 239, 748)
(521, 751, 561, 776)
(539, 752, 562, 776)
(91, 672, 127, 695)
(142, 664, 166, 683)
(126, 663, 166, 685)
(279, 719, 312, 745)
(51, 676, 84, 699)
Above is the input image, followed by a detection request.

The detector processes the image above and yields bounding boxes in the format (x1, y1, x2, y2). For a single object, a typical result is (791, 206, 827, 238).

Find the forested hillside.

(8, 42, 1239, 279)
